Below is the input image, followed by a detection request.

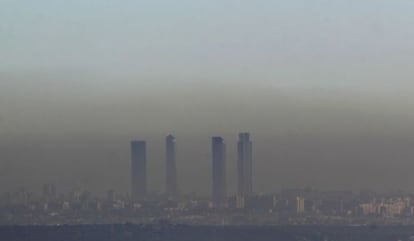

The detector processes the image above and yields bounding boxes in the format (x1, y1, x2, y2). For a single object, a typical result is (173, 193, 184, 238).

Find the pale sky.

(1, 0, 414, 89)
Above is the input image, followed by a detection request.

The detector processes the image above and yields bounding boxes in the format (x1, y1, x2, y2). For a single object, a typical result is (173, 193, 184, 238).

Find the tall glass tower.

(237, 132, 253, 196)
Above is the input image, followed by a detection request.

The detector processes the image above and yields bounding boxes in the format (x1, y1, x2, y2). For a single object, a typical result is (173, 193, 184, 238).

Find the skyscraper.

(131, 140, 147, 200)
(212, 137, 226, 208)
(165, 134, 177, 198)
(237, 132, 253, 196)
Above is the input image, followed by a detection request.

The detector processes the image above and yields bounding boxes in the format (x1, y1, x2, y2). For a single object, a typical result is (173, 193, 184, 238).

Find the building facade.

(237, 132, 253, 196)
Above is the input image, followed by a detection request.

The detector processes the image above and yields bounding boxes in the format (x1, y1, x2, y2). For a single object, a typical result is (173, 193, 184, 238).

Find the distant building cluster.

(4, 186, 414, 225)
(360, 198, 413, 217)
(3, 132, 414, 225)
(130, 132, 254, 208)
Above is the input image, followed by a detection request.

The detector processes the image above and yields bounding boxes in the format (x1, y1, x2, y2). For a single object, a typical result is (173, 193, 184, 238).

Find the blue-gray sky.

(1, 0, 414, 89)
(1, 1, 414, 195)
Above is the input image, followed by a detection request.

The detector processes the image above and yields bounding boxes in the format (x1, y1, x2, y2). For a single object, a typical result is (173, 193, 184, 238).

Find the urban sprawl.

(1, 133, 414, 225)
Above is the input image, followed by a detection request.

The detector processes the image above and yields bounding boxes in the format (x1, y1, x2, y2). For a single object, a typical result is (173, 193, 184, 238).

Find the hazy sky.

(1, 1, 414, 195)
(1, 0, 414, 89)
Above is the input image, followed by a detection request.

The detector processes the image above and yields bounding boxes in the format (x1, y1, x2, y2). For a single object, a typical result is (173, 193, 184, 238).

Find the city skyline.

(2, 0, 414, 237)
(130, 133, 254, 202)
(3, 133, 414, 195)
